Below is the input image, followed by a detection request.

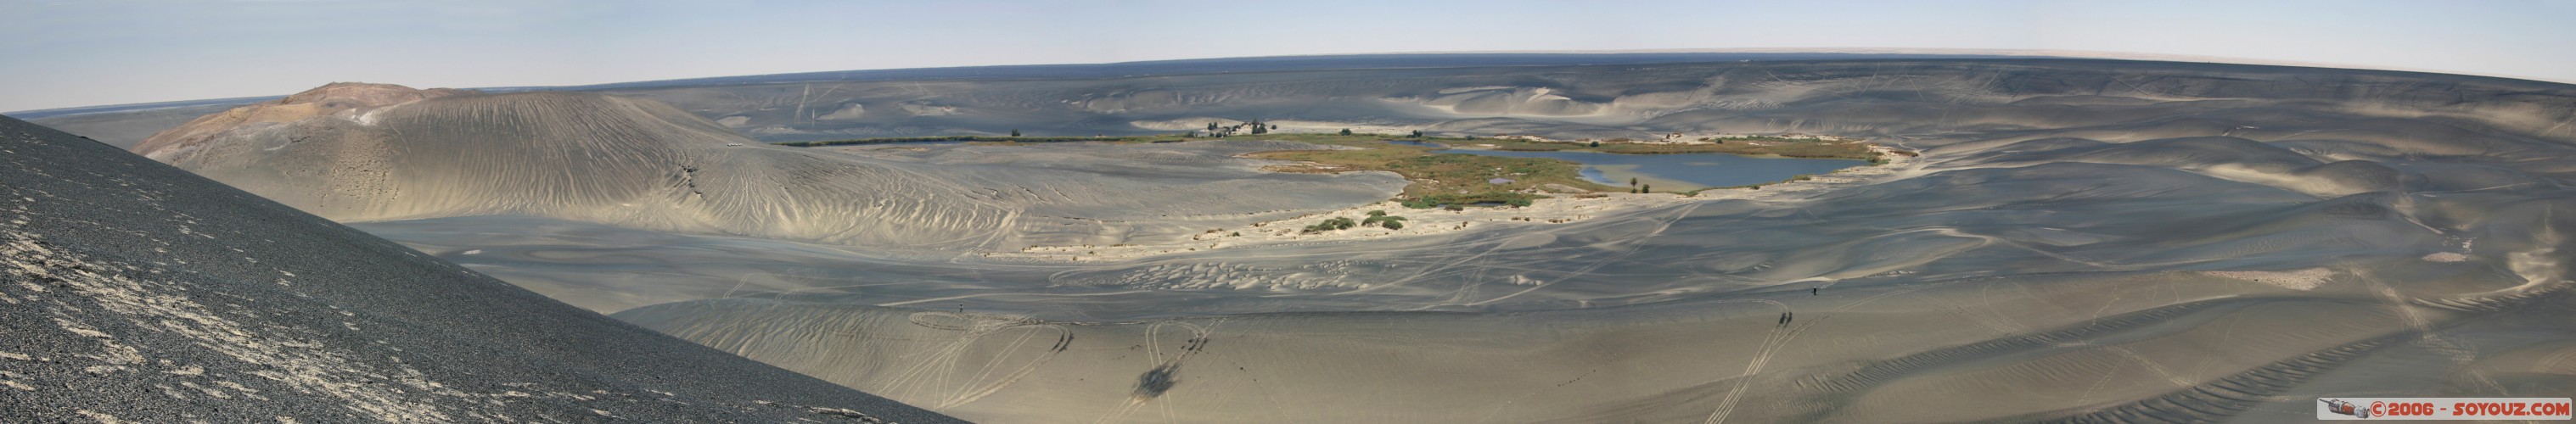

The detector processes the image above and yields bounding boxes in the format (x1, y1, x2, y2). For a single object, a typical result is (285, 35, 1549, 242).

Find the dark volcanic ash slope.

(0, 116, 959, 422)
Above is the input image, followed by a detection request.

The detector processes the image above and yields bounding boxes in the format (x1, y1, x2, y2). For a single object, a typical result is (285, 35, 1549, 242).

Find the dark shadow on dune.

(1135, 364, 1181, 399)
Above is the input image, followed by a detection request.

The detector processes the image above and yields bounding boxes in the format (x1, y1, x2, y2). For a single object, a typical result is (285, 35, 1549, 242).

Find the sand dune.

(595, 61, 2576, 421)
(37, 57, 2576, 421)
(614, 132, 2576, 421)
(537, 59, 2576, 148)
(132, 85, 1401, 252)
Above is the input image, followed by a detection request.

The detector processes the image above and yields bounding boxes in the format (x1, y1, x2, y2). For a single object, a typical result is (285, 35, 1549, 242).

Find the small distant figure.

(1778, 312, 1789, 326)
(1811, 287, 1819, 295)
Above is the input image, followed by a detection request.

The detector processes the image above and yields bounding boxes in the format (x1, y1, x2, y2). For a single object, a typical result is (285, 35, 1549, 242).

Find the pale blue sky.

(3, 0, 2572, 112)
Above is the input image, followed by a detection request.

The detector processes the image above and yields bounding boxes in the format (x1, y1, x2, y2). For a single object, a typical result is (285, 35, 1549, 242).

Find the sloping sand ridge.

(60, 58, 2576, 422)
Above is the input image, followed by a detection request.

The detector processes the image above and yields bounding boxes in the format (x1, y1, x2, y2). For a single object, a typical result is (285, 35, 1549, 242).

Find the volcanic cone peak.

(126, 81, 1405, 251)
(133, 82, 472, 159)
(121, 83, 1034, 248)
(278, 81, 464, 106)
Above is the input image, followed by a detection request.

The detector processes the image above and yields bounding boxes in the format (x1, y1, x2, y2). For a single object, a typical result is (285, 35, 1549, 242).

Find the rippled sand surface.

(65, 59, 2576, 422)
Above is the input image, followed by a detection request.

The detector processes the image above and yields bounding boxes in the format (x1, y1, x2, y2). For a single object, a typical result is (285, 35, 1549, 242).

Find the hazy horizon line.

(14, 47, 2568, 115)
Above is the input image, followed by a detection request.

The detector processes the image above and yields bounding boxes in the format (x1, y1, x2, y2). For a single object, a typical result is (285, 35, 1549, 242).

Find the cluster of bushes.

(1303, 217, 1358, 232)
(1858, 149, 1914, 165)
(1625, 177, 1653, 193)
(1304, 211, 1413, 233)
(1362, 210, 1407, 230)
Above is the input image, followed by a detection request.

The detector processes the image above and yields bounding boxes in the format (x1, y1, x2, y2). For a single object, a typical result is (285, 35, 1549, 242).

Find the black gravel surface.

(0, 115, 962, 422)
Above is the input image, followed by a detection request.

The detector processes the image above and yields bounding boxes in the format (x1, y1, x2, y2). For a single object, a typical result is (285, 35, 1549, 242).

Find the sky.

(3, 0, 2573, 112)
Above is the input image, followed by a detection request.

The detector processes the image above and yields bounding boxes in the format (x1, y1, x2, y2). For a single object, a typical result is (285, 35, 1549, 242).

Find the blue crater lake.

(1389, 141, 1866, 191)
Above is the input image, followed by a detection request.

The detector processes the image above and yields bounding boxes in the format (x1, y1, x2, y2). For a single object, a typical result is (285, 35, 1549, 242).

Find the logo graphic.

(2316, 397, 2571, 420)
(2321, 399, 2372, 419)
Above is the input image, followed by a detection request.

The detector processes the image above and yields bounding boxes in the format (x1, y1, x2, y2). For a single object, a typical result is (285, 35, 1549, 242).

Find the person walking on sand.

(1811, 287, 1818, 295)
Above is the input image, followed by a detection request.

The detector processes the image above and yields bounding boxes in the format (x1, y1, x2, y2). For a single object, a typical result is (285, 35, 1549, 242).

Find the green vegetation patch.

(1302, 212, 1411, 232)
(1302, 216, 1358, 232)
(1361, 213, 1408, 229)
(784, 131, 1884, 207)
(1237, 131, 1882, 206)
(1248, 137, 1618, 208)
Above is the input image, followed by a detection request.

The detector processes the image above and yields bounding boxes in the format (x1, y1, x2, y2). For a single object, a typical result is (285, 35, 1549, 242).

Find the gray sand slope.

(8, 52, 2061, 148)
(29, 57, 2576, 422)
(0, 116, 959, 422)
(127, 83, 1400, 253)
(572, 59, 2576, 144)
(592, 60, 2576, 422)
